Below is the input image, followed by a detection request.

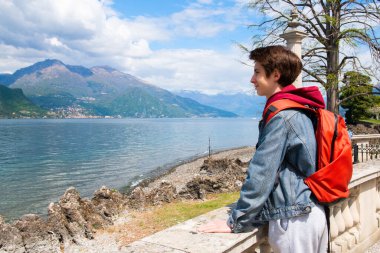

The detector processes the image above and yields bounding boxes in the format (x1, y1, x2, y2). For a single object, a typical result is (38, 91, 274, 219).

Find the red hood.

(264, 85, 325, 113)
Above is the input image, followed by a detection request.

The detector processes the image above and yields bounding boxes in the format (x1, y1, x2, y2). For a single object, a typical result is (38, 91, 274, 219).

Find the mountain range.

(175, 90, 266, 118)
(0, 60, 237, 118)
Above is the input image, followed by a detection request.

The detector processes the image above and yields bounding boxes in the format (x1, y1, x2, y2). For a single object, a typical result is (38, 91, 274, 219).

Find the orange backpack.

(263, 99, 353, 203)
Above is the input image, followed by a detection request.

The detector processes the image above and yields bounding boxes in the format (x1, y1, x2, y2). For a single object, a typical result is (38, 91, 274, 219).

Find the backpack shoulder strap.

(263, 99, 314, 125)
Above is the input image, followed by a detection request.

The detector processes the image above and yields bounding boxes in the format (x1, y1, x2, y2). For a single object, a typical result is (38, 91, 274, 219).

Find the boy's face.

(250, 62, 281, 99)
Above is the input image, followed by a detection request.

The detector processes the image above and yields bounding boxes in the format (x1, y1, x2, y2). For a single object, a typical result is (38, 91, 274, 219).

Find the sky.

(0, 0, 262, 94)
(0, 1, 377, 95)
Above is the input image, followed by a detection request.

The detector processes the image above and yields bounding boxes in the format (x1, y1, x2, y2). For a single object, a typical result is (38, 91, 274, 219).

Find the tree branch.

(338, 92, 380, 105)
(303, 67, 326, 87)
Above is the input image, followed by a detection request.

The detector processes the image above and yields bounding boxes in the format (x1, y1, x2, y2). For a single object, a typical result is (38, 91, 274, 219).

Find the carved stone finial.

(288, 7, 300, 29)
(280, 6, 307, 88)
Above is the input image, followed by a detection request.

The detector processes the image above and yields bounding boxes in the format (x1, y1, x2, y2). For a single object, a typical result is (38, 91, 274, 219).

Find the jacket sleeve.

(228, 114, 290, 233)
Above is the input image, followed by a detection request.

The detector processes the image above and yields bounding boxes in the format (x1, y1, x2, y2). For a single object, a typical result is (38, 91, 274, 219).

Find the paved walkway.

(365, 240, 380, 253)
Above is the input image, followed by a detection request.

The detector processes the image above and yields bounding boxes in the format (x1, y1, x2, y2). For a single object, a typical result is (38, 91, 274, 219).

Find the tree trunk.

(325, 2, 340, 115)
(326, 44, 339, 114)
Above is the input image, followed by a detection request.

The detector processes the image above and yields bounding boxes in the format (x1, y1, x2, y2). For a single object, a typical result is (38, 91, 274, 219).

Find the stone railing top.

(123, 204, 265, 253)
(352, 134, 380, 140)
(125, 159, 380, 253)
(349, 159, 380, 188)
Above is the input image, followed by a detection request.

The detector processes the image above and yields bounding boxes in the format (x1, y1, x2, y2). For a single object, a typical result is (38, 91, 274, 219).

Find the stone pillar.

(280, 8, 307, 87)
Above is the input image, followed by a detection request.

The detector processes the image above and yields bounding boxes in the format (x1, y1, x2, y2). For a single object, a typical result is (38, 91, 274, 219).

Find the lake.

(0, 118, 259, 221)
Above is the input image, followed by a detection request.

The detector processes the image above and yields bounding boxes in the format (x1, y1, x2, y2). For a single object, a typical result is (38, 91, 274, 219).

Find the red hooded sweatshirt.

(263, 85, 325, 117)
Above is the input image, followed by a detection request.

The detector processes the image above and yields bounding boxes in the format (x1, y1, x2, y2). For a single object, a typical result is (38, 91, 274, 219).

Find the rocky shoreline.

(0, 146, 254, 253)
(348, 123, 380, 135)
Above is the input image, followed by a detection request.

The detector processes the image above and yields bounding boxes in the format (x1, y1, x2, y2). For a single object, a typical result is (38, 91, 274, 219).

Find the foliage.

(0, 85, 46, 118)
(340, 71, 376, 124)
(246, 0, 380, 114)
(360, 119, 380, 125)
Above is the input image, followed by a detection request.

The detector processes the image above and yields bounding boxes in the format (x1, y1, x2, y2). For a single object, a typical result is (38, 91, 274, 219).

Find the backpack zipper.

(330, 114, 339, 162)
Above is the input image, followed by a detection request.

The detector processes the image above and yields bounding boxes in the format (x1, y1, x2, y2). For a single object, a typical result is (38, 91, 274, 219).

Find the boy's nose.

(250, 75, 256, 84)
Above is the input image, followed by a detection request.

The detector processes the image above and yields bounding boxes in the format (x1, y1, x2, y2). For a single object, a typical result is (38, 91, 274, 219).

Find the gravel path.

(144, 146, 255, 193)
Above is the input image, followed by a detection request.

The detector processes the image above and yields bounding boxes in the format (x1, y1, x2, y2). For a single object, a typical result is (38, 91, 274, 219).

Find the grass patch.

(107, 191, 240, 246)
(360, 119, 380, 125)
(151, 191, 240, 228)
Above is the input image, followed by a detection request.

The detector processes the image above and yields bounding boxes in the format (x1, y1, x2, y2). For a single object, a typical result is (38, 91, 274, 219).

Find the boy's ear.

(273, 69, 281, 81)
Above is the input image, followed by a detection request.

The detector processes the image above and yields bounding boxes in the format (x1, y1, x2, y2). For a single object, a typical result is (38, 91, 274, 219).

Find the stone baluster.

(342, 199, 354, 228)
(341, 199, 356, 249)
(377, 179, 380, 211)
(376, 180, 380, 227)
(330, 204, 343, 253)
(333, 203, 349, 252)
(335, 203, 346, 235)
(349, 188, 360, 226)
(330, 205, 339, 240)
(348, 188, 360, 244)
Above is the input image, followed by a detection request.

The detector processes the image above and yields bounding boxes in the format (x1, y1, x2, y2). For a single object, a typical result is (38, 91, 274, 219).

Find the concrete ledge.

(350, 160, 380, 188)
(122, 206, 265, 253)
(352, 134, 380, 141)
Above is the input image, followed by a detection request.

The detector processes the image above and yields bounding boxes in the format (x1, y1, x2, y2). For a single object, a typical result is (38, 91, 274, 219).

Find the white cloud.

(169, 3, 245, 38)
(124, 47, 253, 94)
(0, 0, 253, 94)
(45, 37, 66, 48)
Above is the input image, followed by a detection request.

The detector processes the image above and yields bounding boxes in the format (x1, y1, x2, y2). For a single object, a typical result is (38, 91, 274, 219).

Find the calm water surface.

(0, 118, 259, 221)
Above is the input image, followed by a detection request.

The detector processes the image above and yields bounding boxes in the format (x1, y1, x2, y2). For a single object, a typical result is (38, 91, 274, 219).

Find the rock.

(80, 198, 112, 230)
(180, 177, 219, 199)
(57, 187, 94, 241)
(374, 125, 380, 134)
(348, 123, 380, 135)
(47, 202, 72, 244)
(44, 186, 128, 247)
(235, 180, 243, 188)
(0, 220, 26, 253)
(179, 158, 248, 199)
(235, 158, 249, 167)
(92, 186, 127, 219)
(0, 185, 134, 252)
(200, 158, 231, 174)
(127, 186, 146, 209)
(146, 181, 177, 206)
(13, 214, 61, 253)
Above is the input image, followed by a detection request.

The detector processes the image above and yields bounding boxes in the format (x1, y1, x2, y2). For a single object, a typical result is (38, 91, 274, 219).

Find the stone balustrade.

(351, 134, 380, 145)
(352, 134, 380, 167)
(329, 159, 380, 253)
(125, 159, 380, 253)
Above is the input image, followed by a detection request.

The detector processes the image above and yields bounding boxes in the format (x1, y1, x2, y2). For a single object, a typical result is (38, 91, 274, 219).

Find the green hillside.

(0, 85, 46, 118)
(106, 87, 190, 117)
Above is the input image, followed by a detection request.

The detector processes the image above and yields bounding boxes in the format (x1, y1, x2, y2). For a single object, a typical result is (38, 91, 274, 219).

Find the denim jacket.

(228, 109, 317, 233)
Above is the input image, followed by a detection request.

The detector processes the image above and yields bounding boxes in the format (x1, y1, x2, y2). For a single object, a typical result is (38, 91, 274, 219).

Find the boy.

(198, 45, 328, 253)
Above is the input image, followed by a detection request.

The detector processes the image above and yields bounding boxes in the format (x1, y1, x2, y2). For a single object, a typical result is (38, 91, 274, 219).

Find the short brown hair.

(249, 45, 302, 87)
